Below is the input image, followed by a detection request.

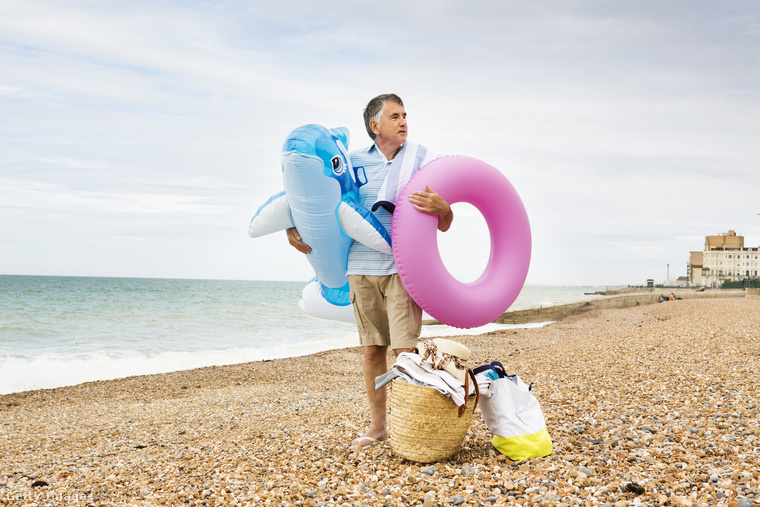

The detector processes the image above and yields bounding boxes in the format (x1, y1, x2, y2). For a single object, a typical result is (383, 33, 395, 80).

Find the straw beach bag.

(389, 371, 479, 463)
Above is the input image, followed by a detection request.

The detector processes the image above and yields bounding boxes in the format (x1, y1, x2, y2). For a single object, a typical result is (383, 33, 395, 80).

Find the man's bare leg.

(352, 345, 389, 448)
(352, 345, 416, 448)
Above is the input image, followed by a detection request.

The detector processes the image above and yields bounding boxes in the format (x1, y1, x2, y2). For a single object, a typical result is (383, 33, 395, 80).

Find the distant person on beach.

(286, 93, 453, 448)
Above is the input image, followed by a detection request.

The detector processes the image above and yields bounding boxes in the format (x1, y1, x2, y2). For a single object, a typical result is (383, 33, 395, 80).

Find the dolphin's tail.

(299, 279, 355, 323)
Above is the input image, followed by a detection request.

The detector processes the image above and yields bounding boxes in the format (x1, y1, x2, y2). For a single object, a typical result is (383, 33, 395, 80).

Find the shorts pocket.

(349, 290, 366, 335)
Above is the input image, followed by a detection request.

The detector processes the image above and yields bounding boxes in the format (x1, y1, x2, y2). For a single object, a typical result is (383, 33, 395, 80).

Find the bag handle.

(472, 361, 508, 379)
(458, 368, 481, 417)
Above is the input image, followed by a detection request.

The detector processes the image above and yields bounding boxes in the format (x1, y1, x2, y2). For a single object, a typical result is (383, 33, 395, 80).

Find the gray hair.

(363, 93, 404, 140)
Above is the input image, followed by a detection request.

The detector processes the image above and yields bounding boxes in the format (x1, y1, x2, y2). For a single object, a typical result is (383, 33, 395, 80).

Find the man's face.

(372, 101, 407, 146)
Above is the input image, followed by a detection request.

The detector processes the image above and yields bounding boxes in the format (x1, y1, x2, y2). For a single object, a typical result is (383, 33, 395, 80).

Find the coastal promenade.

(495, 287, 747, 325)
(1, 295, 758, 506)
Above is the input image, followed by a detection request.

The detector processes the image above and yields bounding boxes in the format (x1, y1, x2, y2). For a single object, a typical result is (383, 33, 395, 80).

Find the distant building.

(689, 230, 760, 287)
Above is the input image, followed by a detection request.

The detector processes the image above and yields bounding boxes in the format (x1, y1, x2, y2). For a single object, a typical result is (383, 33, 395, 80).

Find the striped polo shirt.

(346, 144, 397, 276)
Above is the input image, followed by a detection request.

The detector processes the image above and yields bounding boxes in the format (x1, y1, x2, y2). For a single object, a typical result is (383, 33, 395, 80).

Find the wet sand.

(1, 297, 759, 506)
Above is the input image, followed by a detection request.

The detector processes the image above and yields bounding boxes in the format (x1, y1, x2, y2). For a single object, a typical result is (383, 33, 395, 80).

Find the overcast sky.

(1, 0, 758, 287)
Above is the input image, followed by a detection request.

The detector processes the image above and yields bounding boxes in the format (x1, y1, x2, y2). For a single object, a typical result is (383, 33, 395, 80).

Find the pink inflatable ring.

(392, 156, 531, 329)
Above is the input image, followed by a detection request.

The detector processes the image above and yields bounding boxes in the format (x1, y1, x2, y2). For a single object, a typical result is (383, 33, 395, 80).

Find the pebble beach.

(1, 297, 758, 506)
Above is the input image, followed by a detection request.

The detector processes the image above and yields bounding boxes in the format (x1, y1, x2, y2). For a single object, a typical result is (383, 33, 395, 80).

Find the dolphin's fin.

(337, 200, 392, 255)
(248, 191, 295, 237)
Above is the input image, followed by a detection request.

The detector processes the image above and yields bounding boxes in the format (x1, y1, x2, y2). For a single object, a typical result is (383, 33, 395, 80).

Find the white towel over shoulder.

(372, 142, 438, 213)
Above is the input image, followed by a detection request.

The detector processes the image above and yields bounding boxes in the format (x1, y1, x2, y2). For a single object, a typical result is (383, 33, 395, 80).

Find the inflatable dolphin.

(249, 124, 392, 323)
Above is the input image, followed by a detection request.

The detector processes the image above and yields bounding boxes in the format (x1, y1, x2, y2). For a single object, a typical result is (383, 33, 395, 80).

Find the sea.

(0, 275, 609, 395)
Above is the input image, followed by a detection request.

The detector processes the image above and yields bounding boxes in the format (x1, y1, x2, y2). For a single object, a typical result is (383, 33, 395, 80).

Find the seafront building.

(688, 230, 760, 287)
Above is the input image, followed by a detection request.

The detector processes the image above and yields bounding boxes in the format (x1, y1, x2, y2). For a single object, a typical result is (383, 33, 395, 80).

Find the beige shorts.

(348, 274, 422, 350)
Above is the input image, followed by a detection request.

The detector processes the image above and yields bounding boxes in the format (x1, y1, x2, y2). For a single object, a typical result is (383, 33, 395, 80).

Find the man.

(287, 94, 453, 448)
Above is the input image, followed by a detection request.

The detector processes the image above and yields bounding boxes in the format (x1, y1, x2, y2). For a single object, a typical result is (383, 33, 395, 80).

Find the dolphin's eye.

(331, 156, 344, 175)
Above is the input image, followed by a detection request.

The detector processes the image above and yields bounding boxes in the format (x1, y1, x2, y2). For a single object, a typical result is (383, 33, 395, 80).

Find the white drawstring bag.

(475, 362, 552, 460)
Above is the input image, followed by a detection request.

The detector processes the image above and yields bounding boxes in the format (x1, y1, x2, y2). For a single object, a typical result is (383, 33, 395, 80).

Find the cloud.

(1, 0, 759, 285)
(0, 178, 228, 215)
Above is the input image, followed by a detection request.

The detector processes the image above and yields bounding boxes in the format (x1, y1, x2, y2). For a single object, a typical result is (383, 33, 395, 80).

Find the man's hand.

(409, 185, 454, 232)
(286, 227, 311, 254)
